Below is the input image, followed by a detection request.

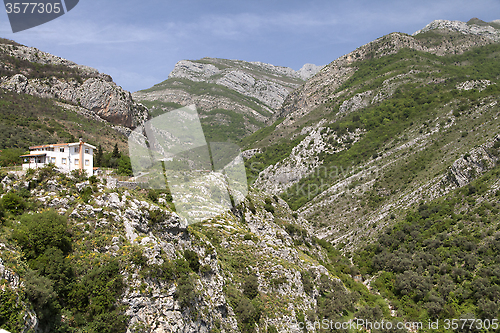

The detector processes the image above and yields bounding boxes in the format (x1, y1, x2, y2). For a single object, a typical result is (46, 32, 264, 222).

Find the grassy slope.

(0, 89, 128, 161)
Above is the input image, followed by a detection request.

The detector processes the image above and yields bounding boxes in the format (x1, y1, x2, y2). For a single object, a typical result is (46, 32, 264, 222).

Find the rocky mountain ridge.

(132, 58, 323, 141)
(413, 18, 500, 41)
(276, 21, 498, 122)
(245, 18, 500, 251)
(0, 40, 148, 129)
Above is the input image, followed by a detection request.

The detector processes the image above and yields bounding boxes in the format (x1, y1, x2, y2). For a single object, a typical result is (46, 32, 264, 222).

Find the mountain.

(132, 58, 323, 142)
(0, 38, 148, 130)
(2, 18, 500, 333)
(0, 38, 150, 163)
(246, 18, 500, 240)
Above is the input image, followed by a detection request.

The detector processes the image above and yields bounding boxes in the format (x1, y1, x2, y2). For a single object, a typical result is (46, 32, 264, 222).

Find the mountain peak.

(413, 18, 500, 41)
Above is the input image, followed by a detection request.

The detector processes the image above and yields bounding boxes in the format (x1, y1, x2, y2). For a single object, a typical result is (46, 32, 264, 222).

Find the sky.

(1, 0, 499, 93)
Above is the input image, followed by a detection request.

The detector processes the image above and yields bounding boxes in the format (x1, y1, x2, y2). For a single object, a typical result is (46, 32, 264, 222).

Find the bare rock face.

(134, 58, 324, 118)
(297, 63, 325, 80)
(168, 60, 222, 81)
(445, 137, 500, 188)
(0, 74, 148, 128)
(0, 42, 148, 129)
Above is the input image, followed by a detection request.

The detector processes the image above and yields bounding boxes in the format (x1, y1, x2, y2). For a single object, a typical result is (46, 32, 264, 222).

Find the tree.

(95, 144, 104, 167)
(12, 209, 71, 261)
(112, 143, 120, 159)
(117, 156, 133, 176)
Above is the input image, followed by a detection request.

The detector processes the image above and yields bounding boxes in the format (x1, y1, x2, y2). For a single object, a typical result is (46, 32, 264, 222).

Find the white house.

(21, 140, 96, 175)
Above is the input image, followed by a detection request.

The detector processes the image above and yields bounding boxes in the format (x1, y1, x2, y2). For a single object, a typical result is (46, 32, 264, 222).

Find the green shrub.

(242, 275, 259, 300)
(235, 297, 262, 332)
(130, 246, 147, 267)
(88, 175, 99, 185)
(247, 200, 256, 214)
(13, 209, 71, 260)
(147, 189, 158, 203)
(80, 186, 93, 203)
(301, 271, 314, 294)
(24, 270, 60, 330)
(200, 264, 212, 276)
(264, 201, 274, 214)
(267, 325, 278, 333)
(0, 287, 25, 332)
(0, 192, 26, 215)
(149, 208, 167, 225)
(175, 275, 198, 308)
(184, 249, 200, 273)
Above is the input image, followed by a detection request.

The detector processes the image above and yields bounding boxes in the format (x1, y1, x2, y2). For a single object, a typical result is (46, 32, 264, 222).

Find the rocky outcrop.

(0, 73, 148, 128)
(134, 58, 323, 124)
(413, 19, 500, 42)
(253, 126, 365, 195)
(456, 79, 495, 92)
(0, 41, 149, 129)
(445, 136, 500, 187)
(297, 63, 325, 80)
(0, 42, 100, 76)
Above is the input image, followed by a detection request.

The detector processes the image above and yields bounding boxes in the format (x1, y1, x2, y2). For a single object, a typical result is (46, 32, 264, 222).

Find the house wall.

(23, 143, 94, 175)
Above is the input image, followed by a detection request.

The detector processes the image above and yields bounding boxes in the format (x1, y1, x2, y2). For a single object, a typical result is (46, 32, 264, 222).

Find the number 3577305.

(5, 3, 61, 14)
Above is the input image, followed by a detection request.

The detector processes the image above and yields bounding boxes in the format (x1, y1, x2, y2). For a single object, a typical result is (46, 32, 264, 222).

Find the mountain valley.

(0, 17, 500, 333)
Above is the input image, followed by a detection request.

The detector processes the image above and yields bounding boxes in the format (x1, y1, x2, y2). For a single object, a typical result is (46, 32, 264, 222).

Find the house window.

(75, 159, 79, 165)
(51, 157, 56, 164)
(85, 160, 89, 166)
(60, 147, 65, 152)
(85, 148, 89, 154)
(62, 158, 67, 165)
(75, 147, 80, 153)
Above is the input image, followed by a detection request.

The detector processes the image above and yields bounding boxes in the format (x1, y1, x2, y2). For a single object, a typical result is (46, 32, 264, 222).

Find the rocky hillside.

(3, 18, 500, 333)
(132, 58, 323, 142)
(0, 165, 385, 333)
(244, 18, 500, 250)
(0, 38, 148, 129)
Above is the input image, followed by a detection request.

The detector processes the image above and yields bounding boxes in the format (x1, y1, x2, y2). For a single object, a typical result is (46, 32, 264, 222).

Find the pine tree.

(95, 144, 103, 167)
(112, 143, 120, 159)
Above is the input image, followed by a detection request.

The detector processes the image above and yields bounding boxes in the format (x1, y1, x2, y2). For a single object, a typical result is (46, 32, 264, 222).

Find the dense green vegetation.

(200, 108, 264, 142)
(355, 166, 500, 327)
(94, 143, 133, 176)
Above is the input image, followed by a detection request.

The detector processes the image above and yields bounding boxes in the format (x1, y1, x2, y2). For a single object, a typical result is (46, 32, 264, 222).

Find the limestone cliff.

(132, 58, 323, 140)
(0, 41, 148, 128)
